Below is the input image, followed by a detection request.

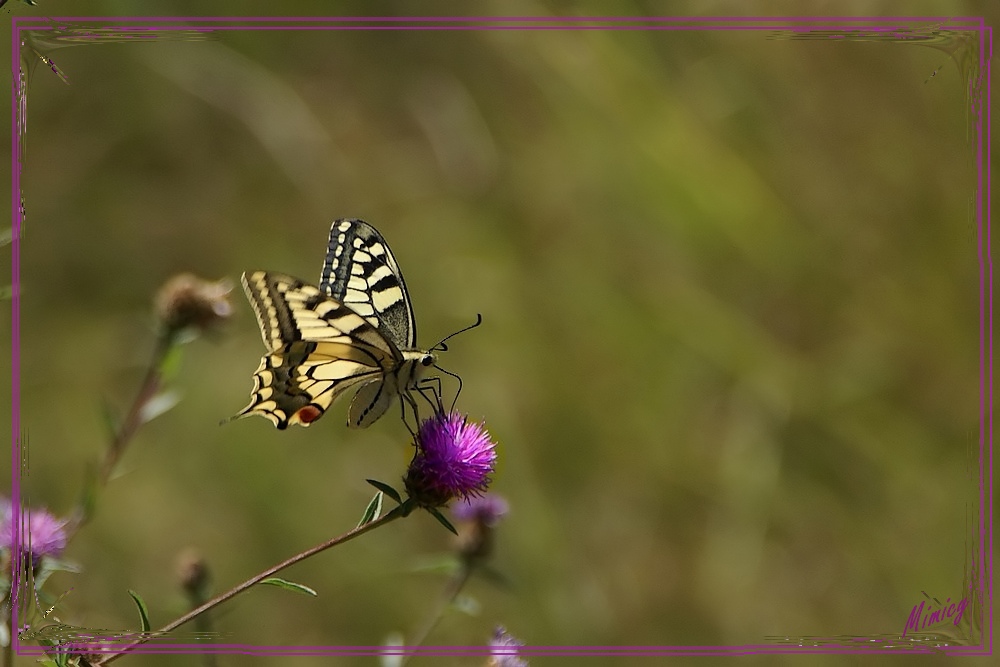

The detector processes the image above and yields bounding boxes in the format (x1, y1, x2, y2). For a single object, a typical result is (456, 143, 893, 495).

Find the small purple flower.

(404, 412, 497, 508)
(453, 494, 509, 527)
(0, 501, 67, 560)
(453, 494, 509, 562)
(488, 626, 528, 667)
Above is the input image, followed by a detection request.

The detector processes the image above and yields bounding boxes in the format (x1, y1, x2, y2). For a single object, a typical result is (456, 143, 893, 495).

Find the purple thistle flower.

(0, 499, 67, 560)
(488, 626, 528, 666)
(404, 412, 497, 508)
(453, 494, 509, 562)
(453, 493, 509, 527)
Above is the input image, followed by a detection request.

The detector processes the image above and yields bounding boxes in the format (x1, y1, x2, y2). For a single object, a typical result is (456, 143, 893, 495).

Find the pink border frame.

(8, 15, 994, 660)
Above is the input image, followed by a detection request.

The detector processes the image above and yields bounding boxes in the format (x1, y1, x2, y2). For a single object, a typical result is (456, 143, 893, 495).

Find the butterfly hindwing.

(234, 271, 404, 429)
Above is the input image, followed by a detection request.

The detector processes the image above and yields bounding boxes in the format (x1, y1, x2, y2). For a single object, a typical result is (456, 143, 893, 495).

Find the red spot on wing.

(296, 405, 323, 425)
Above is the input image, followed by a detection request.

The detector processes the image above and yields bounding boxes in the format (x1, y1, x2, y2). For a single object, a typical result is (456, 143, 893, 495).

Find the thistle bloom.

(404, 412, 497, 508)
(488, 626, 527, 667)
(453, 494, 509, 527)
(154, 273, 233, 336)
(454, 494, 509, 562)
(176, 547, 211, 600)
(0, 499, 68, 560)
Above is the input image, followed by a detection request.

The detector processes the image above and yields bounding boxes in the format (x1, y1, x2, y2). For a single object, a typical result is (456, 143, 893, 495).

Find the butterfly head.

(402, 349, 437, 382)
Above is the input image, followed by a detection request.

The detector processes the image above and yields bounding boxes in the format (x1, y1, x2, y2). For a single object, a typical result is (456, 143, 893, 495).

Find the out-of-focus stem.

(92, 507, 405, 665)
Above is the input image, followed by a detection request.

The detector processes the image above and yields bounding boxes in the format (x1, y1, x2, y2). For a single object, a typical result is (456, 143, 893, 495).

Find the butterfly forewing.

(320, 218, 416, 349)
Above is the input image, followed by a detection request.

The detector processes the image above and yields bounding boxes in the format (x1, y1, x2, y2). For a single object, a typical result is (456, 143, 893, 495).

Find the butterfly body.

(233, 219, 434, 430)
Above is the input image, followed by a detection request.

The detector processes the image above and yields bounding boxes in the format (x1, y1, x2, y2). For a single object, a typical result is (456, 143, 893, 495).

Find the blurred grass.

(0, 1, 993, 665)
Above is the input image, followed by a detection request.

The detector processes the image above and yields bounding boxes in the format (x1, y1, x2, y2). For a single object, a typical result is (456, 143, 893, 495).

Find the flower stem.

(400, 563, 473, 665)
(91, 507, 405, 665)
(98, 330, 174, 487)
(64, 330, 175, 542)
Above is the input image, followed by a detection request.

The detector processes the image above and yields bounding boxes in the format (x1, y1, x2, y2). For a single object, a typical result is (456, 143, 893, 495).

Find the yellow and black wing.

(319, 219, 437, 428)
(320, 218, 417, 350)
(232, 271, 403, 430)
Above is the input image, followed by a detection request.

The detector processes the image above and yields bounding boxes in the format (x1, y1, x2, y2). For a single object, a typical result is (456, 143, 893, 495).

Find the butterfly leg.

(400, 390, 422, 437)
(416, 376, 447, 416)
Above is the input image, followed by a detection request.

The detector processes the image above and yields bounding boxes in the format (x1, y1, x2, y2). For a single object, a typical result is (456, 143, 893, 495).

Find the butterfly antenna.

(431, 313, 483, 352)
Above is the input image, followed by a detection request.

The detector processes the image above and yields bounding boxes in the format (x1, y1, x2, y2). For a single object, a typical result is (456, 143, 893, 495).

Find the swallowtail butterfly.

(232, 219, 435, 430)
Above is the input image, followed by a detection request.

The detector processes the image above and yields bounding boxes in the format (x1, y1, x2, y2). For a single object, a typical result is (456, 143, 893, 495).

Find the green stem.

(400, 563, 473, 665)
(98, 330, 174, 487)
(92, 507, 405, 665)
(64, 330, 175, 541)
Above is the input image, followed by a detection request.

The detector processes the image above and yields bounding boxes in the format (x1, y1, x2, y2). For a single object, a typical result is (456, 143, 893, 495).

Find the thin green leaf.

(138, 390, 181, 424)
(357, 492, 383, 528)
(128, 589, 151, 632)
(476, 564, 514, 589)
(0, 228, 11, 247)
(79, 466, 98, 525)
(157, 340, 185, 381)
(366, 479, 401, 504)
(409, 554, 461, 575)
(33, 557, 81, 591)
(99, 398, 122, 441)
(427, 507, 458, 535)
(259, 577, 317, 597)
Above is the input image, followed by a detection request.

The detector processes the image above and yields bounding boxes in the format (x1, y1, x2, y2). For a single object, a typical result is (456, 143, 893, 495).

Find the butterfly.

(231, 219, 436, 430)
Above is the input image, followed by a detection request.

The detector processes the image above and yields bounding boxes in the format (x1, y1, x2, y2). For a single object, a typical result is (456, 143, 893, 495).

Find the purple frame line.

(18, 643, 981, 656)
(9, 5, 24, 650)
(10, 15, 986, 23)
(13, 25, 989, 34)
(8, 14, 992, 659)
(980, 19, 996, 655)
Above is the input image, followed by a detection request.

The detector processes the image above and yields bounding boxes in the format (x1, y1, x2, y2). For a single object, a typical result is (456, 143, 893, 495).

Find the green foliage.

(127, 589, 151, 633)
(137, 390, 181, 425)
(426, 507, 457, 536)
(356, 491, 383, 527)
(33, 556, 81, 591)
(366, 479, 402, 505)
(259, 577, 318, 597)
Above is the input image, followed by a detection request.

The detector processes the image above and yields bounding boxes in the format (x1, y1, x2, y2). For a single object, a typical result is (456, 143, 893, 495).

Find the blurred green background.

(0, 1, 994, 665)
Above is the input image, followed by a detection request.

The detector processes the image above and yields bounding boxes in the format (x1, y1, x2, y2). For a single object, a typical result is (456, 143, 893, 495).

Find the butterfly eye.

(421, 355, 434, 367)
